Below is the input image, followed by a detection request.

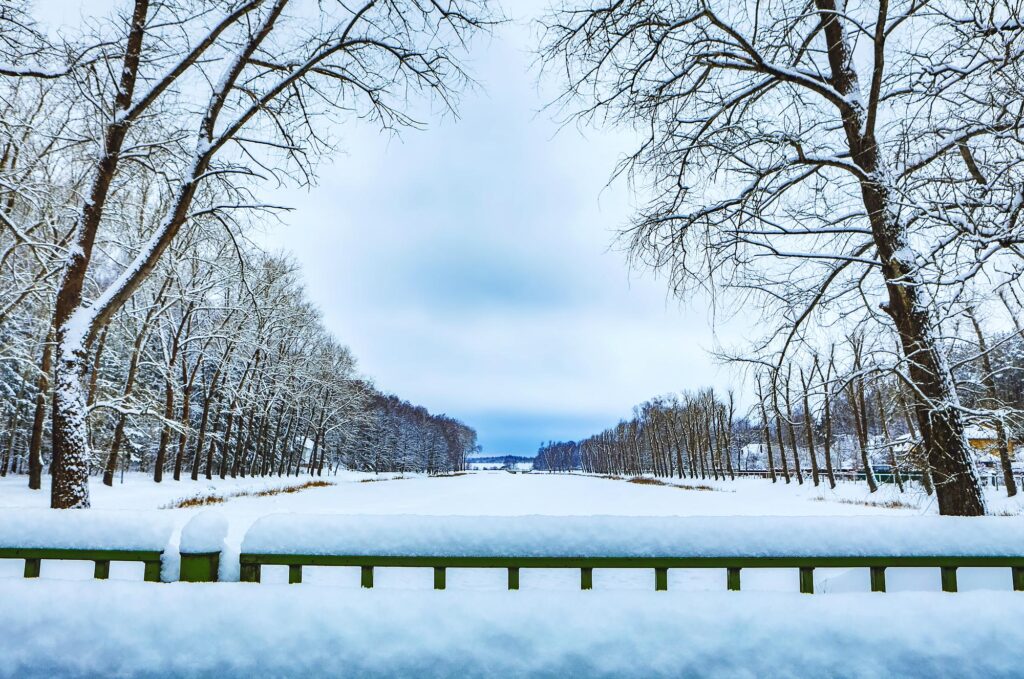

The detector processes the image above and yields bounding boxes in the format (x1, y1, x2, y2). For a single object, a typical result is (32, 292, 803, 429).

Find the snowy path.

(0, 468, 988, 515)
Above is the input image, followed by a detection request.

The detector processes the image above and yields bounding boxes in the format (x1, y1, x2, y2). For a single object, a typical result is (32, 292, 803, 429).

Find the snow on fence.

(238, 515, 1024, 593)
(178, 511, 229, 582)
(3, 512, 1024, 592)
(0, 509, 173, 581)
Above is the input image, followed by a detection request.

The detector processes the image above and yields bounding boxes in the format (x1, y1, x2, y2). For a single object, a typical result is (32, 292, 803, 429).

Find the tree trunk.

(800, 368, 820, 487)
(819, 360, 836, 489)
(771, 378, 791, 483)
(27, 329, 53, 491)
(875, 389, 903, 493)
(967, 308, 1017, 497)
(153, 375, 174, 483)
(757, 376, 777, 482)
(816, 0, 984, 515)
(847, 378, 878, 493)
(784, 374, 803, 485)
(50, 0, 151, 509)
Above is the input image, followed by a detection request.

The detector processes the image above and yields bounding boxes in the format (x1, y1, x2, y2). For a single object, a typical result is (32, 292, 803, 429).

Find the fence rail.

(5, 512, 1023, 594)
(237, 552, 1024, 593)
(3, 546, 1022, 593)
(0, 547, 162, 581)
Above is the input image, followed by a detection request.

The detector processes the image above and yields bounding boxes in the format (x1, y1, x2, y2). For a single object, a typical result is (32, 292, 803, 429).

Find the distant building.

(963, 425, 1018, 458)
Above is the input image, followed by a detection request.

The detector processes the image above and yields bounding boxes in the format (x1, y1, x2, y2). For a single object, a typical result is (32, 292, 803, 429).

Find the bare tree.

(538, 0, 1023, 513)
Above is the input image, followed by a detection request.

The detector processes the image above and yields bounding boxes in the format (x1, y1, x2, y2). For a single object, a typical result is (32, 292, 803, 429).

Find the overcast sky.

(39, 0, 748, 455)
(254, 4, 749, 455)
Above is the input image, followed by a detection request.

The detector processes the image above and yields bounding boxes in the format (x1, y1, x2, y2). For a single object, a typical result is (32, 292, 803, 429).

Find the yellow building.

(964, 425, 1017, 457)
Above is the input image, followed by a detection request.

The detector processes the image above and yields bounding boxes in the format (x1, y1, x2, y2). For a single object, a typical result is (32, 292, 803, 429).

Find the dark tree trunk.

(50, 0, 151, 509)
(757, 377, 777, 483)
(27, 330, 53, 491)
(967, 309, 1017, 497)
(816, 0, 984, 515)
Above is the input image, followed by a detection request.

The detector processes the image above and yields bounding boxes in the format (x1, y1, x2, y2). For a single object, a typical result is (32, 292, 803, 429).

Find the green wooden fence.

(236, 553, 1024, 593)
(4, 540, 1021, 593)
(0, 547, 162, 581)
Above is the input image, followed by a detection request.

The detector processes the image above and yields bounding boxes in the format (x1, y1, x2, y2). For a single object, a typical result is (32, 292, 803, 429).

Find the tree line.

(0, 0, 487, 506)
(536, 321, 1024, 500)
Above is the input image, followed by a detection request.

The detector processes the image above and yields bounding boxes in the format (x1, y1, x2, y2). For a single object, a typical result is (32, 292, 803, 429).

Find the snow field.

(0, 581, 1022, 679)
(1, 471, 1023, 676)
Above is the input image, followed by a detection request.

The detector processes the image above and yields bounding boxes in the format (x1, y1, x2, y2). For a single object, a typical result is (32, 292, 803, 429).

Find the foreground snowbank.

(243, 514, 1024, 557)
(0, 580, 1020, 678)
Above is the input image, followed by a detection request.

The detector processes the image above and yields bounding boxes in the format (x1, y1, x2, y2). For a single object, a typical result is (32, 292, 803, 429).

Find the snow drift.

(0, 509, 174, 552)
(242, 514, 1024, 558)
(0, 580, 1021, 678)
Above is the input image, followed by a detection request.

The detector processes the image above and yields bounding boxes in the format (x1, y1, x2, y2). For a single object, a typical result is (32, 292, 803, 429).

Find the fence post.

(289, 564, 303, 584)
(433, 566, 446, 590)
(799, 567, 814, 594)
(180, 553, 220, 582)
(240, 562, 261, 583)
(655, 567, 668, 591)
(179, 512, 228, 583)
(1013, 566, 1024, 592)
(941, 566, 958, 593)
(23, 558, 40, 578)
(143, 559, 162, 582)
(361, 565, 374, 588)
(580, 567, 593, 590)
(727, 567, 741, 591)
(508, 567, 520, 590)
(93, 560, 110, 580)
(870, 566, 886, 593)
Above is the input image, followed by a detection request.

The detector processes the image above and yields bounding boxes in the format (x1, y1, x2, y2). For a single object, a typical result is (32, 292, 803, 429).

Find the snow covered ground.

(7, 468, 1022, 516)
(2, 581, 1022, 679)
(2, 471, 1023, 676)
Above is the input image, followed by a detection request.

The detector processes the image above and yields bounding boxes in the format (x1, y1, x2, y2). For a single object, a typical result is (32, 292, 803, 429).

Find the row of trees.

(541, 0, 1024, 514)
(0, 213, 478, 486)
(536, 390, 746, 479)
(538, 315, 1024, 499)
(0, 0, 487, 506)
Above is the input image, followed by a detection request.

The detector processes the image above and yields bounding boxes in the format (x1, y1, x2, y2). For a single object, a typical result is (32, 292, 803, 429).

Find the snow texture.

(0, 580, 1021, 678)
(179, 511, 229, 554)
(242, 514, 1024, 558)
(0, 509, 173, 551)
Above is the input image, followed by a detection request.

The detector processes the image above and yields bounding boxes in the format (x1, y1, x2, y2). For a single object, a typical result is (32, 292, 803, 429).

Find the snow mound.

(0, 581, 1022, 678)
(179, 511, 229, 554)
(241, 514, 1024, 558)
(0, 509, 173, 551)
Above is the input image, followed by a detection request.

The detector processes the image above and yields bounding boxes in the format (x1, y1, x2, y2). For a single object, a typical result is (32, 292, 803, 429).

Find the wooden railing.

(4, 512, 1021, 593)
(0, 547, 162, 581)
(236, 553, 1024, 593)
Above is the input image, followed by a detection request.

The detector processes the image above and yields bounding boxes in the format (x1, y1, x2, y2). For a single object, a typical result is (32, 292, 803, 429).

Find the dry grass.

(675, 483, 716, 492)
(162, 480, 335, 509)
(627, 477, 666, 486)
(812, 496, 918, 510)
(172, 494, 227, 509)
(624, 477, 717, 491)
(358, 476, 407, 483)
(249, 480, 332, 497)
